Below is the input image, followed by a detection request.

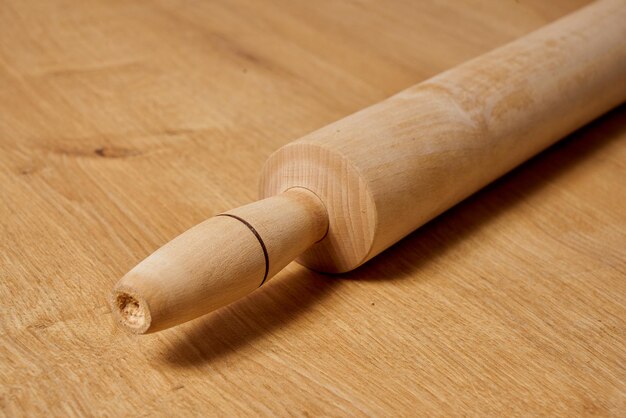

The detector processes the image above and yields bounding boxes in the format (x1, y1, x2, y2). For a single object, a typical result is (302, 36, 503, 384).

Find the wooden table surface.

(1, 0, 625, 415)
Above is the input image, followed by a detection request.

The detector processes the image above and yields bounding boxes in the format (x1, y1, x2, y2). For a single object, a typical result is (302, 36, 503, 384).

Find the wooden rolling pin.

(111, 0, 626, 334)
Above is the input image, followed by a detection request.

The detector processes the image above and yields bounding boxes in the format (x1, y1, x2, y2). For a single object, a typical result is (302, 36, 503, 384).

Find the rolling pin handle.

(111, 188, 328, 334)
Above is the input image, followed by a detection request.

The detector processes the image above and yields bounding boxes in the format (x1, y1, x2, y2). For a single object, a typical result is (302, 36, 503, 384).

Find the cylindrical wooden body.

(260, 0, 626, 273)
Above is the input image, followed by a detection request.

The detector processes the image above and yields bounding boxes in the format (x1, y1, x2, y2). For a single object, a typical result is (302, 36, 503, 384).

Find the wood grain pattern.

(1, 0, 624, 416)
(262, 0, 626, 273)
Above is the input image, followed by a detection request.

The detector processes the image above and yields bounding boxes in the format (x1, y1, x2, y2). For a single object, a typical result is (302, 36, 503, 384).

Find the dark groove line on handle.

(216, 213, 269, 287)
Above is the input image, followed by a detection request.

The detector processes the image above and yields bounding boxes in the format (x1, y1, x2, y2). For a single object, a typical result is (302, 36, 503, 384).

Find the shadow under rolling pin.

(111, 0, 626, 334)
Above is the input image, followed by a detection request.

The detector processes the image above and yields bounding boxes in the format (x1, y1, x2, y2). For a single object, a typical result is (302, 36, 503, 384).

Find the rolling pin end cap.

(110, 285, 152, 334)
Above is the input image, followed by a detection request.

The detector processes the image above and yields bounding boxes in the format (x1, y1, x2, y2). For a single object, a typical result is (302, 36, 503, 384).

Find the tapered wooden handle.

(111, 188, 328, 333)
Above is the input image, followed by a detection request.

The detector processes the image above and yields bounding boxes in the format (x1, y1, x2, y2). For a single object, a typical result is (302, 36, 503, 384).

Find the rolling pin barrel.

(261, 0, 626, 273)
(112, 0, 626, 334)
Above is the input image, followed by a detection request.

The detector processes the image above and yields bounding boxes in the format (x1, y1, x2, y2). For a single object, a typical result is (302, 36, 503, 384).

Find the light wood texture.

(113, 187, 327, 333)
(1, 0, 625, 416)
(262, 0, 626, 272)
(114, 0, 626, 335)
